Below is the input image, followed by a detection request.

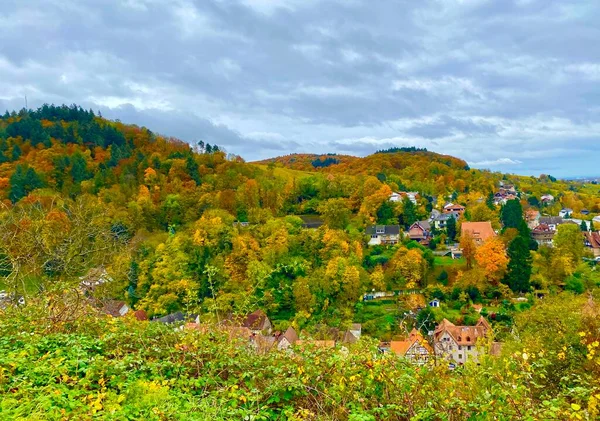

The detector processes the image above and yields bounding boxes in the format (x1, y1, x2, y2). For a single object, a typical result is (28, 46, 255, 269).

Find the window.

(458, 354, 462, 360)
(468, 346, 472, 351)
(371, 235, 378, 238)
(458, 346, 462, 350)
(376, 226, 385, 234)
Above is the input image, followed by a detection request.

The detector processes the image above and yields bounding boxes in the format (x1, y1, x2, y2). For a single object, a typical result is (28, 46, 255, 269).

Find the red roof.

(461, 222, 496, 243)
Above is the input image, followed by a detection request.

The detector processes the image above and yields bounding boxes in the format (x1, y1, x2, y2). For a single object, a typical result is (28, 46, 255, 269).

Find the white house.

(433, 317, 491, 365)
(366, 225, 401, 246)
(389, 192, 402, 202)
(390, 191, 418, 205)
(429, 299, 440, 308)
(559, 208, 573, 218)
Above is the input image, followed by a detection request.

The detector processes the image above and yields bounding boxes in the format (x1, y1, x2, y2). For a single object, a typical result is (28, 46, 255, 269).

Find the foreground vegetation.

(1, 292, 599, 420)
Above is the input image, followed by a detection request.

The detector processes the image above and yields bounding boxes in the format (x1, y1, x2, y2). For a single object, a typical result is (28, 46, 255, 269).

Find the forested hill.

(1, 104, 599, 323)
(255, 149, 469, 175)
(0, 104, 490, 214)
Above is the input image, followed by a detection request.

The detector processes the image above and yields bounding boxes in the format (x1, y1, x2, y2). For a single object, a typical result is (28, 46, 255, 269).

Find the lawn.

(434, 256, 466, 266)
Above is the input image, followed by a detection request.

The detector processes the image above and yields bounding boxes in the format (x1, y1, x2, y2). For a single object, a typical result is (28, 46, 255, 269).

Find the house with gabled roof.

(101, 300, 130, 317)
(443, 203, 465, 215)
(407, 221, 432, 244)
(390, 328, 433, 364)
(390, 191, 419, 205)
(461, 221, 496, 246)
(532, 224, 555, 246)
(277, 326, 299, 350)
(539, 216, 563, 231)
(540, 194, 554, 204)
(559, 208, 574, 218)
(433, 317, 490, 364)
(241, 310, 272, 335)
(431, 211, 460, 230)
(366, 225, 401, 246)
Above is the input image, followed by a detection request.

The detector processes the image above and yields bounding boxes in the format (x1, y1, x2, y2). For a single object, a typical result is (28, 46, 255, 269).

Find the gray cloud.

(1, 0, 599, 177)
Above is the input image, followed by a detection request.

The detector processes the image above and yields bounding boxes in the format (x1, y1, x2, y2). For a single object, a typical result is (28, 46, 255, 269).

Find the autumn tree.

(553, 224, 585, 274)
(475, 237, 508, 284)
(318, 198, 351, 230)
(460, 231, 477, 269)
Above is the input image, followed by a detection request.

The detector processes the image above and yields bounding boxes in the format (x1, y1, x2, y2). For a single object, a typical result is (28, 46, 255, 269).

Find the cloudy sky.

(1, 0, 599, 177)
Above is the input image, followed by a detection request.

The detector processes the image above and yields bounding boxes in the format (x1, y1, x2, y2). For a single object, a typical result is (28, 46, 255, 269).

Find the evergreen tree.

(376, 200, 395, 224)
(581, 220, 588, 232)
(500, 199, 523, 230)
(185, 155, 201, 185)
(70, 152, 90, 184)
(446, 215, 457, 242)
(24, 167, 44, 192)
(11, 144, 21, 161)
(486, 192, 495, 209)
(8, 165, 26, 203)
(504, 235, 532, 293)
(401, 197, 417, 227)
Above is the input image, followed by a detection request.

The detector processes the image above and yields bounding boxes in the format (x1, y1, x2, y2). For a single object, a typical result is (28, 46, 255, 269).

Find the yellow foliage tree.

(475, 237, 508, 284)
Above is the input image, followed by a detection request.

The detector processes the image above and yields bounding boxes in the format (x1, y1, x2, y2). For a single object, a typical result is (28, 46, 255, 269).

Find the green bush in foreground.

(0, 292, 599, 420)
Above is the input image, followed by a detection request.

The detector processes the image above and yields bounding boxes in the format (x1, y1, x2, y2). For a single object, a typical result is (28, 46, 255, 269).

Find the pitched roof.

(133, 309, 148, 321)
(156, 312, 185, 324)
(434, 317, 490, 346)
(366, 225, 401, 235)
(461, 222, 496, 242)
(241, 310, 270, 330)
(279, 326, 299, 344)
(539, 216, 563, 226)
(341, 330, 359, 344)
(476, 316, 491, 330)
(533, 223, 553, 233)
(101, 300, 128, 317)
(390, 340, 412, 355)
(584, 232, 600, 249)
(391, 328, 432, 355)
(416, 220, 431, 230)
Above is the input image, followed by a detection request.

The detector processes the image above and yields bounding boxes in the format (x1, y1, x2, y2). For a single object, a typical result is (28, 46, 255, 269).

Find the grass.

(434, 256, 466, 266)
(354, 300, 402, 340)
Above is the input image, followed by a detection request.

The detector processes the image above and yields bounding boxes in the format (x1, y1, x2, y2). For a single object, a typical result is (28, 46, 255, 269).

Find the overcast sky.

(1, 0, 599, 177)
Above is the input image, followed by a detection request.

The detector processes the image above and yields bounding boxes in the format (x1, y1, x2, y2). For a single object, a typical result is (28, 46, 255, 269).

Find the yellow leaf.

(571, 403, 581, 411)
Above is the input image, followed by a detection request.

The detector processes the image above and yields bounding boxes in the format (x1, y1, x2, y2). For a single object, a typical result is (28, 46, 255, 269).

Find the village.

(61, 180, 599, 371)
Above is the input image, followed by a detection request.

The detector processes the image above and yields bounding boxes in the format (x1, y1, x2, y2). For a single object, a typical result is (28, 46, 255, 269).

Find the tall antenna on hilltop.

(24, 95, 28, 110)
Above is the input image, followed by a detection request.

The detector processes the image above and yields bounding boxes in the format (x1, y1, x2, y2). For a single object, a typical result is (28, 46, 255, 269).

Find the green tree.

(500, 199, 523, 231)
(504, 235, 532, 293)
(446, 215, 457, 242)
(70, 152, 90, 184)
(401, 197, 417, 227)
(318, 198, 351, 230)
(554, 224, 585, 268)
(376, 200, 395, 224)
(580, 220, 588, 232)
